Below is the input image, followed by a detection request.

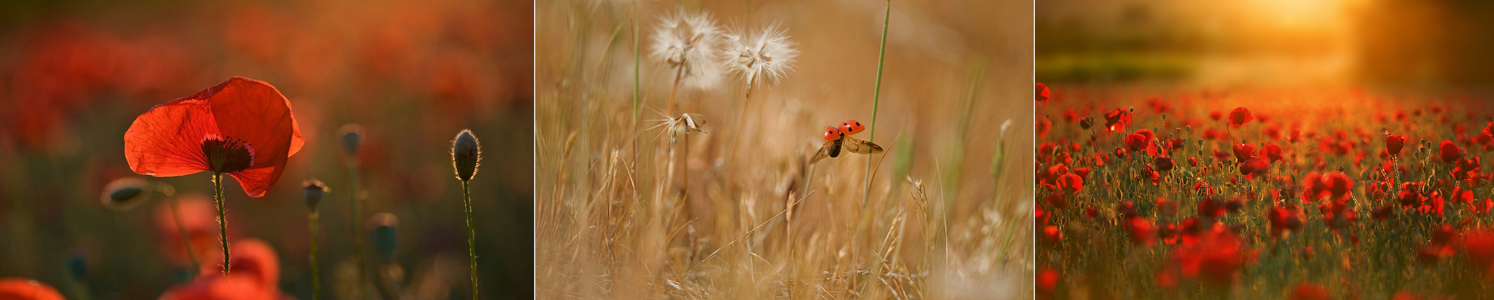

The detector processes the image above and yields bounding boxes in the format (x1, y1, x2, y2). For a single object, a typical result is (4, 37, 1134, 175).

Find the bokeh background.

(535, 0, 1032, 298)
(1038, 0, 1494, 88)
(0, 0, 532, 298)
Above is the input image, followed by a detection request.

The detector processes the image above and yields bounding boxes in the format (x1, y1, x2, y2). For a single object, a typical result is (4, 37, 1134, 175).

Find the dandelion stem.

(861, 0, 891, 209)
(461, 181, 479, 300)
(211, 173, 230, 275)
(167, 194, 201, 274)
(309, 211, 321, 300)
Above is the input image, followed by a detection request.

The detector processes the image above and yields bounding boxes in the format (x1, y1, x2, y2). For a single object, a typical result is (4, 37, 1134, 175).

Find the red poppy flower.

(1232, 143, 1255, 163)
(1153, 155, 1174, 172)
(1227, 107, 1252, 127)
(1439, 140, 1463, 164)
(1035, 83, 1050, 104)
(1386, 134, 1407, 156)
(1058, 173, 1083, 194)
(1124, 132, 1150, 152)
(1125, 217, 1156, 246)
(1263, 144, 1283, 163)
(1240, 158, 1270, 178)
(0, 278, 64, 300)
(1036, 267, 1060, 296)
(1037, 117, 1052, 139)
(161, 238, 286, 300)
(1042, 225, 1062, 245)
(124, 77, 304, 197)
(1463, 228, 1494, 277)
(1104, 108, 1131, 133)
(1171, 228, 1251, 286)
(1288, 283, 1330, 300)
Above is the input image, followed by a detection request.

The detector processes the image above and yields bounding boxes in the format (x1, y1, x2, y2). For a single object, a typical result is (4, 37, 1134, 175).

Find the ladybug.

(823, 126, 842, 141)
(839, 120, 865, 135)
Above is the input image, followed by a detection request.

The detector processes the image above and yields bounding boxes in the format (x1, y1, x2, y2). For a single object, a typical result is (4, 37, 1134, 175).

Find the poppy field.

(1035, 84, 1494, 299)
(533, 0, 1033, 298)
(0, 0, 532, 299)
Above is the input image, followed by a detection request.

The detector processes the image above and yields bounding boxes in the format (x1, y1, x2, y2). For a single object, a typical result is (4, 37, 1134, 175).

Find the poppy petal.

(124, 97, 219, 177)
(202, 77, 298, 197)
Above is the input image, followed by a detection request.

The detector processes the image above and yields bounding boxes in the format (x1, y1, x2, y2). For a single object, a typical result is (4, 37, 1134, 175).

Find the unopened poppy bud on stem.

(102, 177, 153, 211)
(339, 124, 365, 156)
(451, 129, 481, 182)
(303, 180, 329, 210)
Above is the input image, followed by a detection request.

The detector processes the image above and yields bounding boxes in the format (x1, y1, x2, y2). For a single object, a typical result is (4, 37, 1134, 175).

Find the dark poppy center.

(201, 135, 254, 174)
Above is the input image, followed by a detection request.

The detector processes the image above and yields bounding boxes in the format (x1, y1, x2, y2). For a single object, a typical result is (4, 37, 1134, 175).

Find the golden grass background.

(534, 0, 1034, 298)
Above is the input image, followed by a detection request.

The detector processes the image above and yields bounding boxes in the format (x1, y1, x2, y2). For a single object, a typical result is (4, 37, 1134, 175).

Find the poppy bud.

(101, 177, 153, 211)
(303, 180, 329, 210)
(338, 124, 365, 156)
(367, 213, 400, 261)
(451, 129, 482, 182)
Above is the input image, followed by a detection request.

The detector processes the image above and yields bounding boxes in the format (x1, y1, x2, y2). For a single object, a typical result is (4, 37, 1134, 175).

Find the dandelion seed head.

(650, 10, 725, 91)
(724, 24, 798, 88)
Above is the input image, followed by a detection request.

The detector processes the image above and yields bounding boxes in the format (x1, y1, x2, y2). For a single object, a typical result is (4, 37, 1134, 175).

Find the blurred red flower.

(1288, 283, 1331, 300)
(1263, 144, 1283, 163)
(0, 278, 64, 300)
(1153, 154, 1174, 172)
(1386, 134, 1407, 156)
(161, 239, 288, 300)
(124, 77, 305, 197)
(1104, 108, 1131, 133)
(1058, 173, 1083, 194)
(1171, 228, 1252, 286)
(154, 194, 237, 267)
(1228, 107, 1252, 127)
(1439, 140, 1463, 164)
(1036, 83, 1050, 104)
(1125, 217, 1156, 246)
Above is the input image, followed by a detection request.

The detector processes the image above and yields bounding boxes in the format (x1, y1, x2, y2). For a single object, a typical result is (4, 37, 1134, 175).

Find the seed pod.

(366, 213, 400, 262)
(451, 129, 482, 182)
(338, 124, 365, 156)
(101, 177, 152, 211)
(303, 180, 329, 210)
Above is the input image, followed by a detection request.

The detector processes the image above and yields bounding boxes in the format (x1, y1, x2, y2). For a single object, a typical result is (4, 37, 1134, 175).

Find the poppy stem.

(166, 193, 201, 274)
(309, 211, 321, 300)
(211, 173, 230, 275)
(461, 180, 479, 300)
(348, 158, 366, 299)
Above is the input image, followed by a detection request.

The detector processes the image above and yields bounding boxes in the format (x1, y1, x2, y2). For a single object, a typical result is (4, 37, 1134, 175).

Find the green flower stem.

(309, 211, 321, 300)
(861, 0, 891, 209)
(461, 181, 478, 300)
(168, 195, 201, 274)
(348, 158, 365, 298)
(211, 173, 230, 275)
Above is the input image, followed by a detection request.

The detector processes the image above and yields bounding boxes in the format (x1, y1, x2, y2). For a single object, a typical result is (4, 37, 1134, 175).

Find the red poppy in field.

(1171, 228, 1252, 286)
(1209, 110, 1223, 121)
(1452, 157, 1480, 181)
(162, 238, 287, 299)
(1036, 267, 1060, 298)
(1463, 228, 1494, 277)
(1104, 108, 1131, 133)
(1036, 117, 1051, 139)
(124, 77, 304, 197)
(1058, 173, 1083, 194)
(1124, 132, 1150, 152)
(1439, 140, 1463, 164)
(1240, 158, 1270, 178)
(1263, 144, 1283, 163)
(1036, 83, 1050, 104)
(1386, 134, 1407, 156)
(1288, 283, 1330, 300)
(1153, 154, 1174, 172)
(1268, 205, 1303, 237)
(1042, 225, 1062, 245)
(1231, 143, 1255, 163)
(1227, 107, 1252, 127)
(1125, 217, 1156, 246)
(1157, 197, 1178, 215)
(1302, 172, 1353, 202)
(0, 278, 64, 300)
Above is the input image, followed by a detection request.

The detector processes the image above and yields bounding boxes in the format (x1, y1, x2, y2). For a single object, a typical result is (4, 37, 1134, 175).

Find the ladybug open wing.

(841, 137, 884, 155)
(810, 140, 834, 164)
